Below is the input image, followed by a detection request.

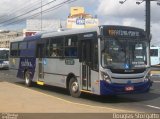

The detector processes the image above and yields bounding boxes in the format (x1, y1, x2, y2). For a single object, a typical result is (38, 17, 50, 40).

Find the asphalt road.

(0, 69, 160, 113)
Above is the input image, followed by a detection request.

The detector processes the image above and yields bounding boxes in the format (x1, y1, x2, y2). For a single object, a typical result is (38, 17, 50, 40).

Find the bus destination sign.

(108, 29, 140, 37)
(101, 26, 145, 37)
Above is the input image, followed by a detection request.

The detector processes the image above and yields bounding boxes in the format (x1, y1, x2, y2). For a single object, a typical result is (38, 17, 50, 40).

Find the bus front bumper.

(100, 80, 152, 95)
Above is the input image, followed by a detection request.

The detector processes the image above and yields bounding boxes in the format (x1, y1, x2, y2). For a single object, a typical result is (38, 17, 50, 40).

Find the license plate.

(125, 86, 134, 91)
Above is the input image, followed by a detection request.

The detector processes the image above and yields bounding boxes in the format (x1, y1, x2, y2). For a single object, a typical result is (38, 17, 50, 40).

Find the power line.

(30, 0, 78, 19)
(0, 0, 41, 21)
(0, 0, 77, 28)
(0, 0, 57, 25)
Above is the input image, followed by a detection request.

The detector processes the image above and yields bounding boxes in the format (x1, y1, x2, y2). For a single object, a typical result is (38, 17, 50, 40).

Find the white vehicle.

(150, 46, 160, 66)
(0, 48, 9, 69)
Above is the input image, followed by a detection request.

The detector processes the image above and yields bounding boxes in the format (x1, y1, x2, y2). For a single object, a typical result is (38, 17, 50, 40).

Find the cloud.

(41, 0, 98, 20)
(150, 21, 160, 45)
(97, 0, 145, 19)
(97, 0, 160, 45)
(0, 0, 159, 45)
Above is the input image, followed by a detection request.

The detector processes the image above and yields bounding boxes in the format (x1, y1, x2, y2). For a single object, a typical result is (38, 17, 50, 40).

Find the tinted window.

(28, 41, 36, 49)
(19, 42, 27, 50)
(150, 49, 158, 56)
(64, 35, 78, 57)
(10, 42, 19, 57)
(27, 41, 36, 57)
(49, 37, 64, 57)
(11, 43, 18, 50)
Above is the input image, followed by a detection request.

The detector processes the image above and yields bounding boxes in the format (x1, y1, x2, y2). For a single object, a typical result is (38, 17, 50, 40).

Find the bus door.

(37, 43, 45, 81)
(81, 40, 92, 91)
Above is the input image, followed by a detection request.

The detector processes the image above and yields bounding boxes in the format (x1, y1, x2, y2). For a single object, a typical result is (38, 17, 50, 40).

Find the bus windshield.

(101, 38, 148, 69)
(0, 50, 9, 60)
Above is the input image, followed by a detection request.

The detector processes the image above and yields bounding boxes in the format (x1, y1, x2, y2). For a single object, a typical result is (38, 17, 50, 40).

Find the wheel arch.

(23, 68, 31, 79)
(66, 73, 77, 89)
(23, 68, 28, 79)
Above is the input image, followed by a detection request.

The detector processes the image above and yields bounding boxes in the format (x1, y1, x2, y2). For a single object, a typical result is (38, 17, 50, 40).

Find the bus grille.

(110, 68, 146, 74)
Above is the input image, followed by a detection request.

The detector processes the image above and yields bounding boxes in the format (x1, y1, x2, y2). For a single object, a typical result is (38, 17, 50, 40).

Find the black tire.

(25, 71, 32, 87)
(69, 77, 81, 98)
(146, 87, 151, 92)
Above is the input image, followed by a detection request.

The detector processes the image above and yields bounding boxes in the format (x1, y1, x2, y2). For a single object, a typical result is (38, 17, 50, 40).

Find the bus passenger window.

(10, 42, 19, 57)
(65, 35, 78, 57)
(65, 47, 77, 57)
(51, 48, 58, 57)
(49, 37, 63, 57)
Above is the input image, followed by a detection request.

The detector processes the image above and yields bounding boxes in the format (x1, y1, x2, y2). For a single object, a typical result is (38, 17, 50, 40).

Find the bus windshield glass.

(101, 38, 148, 69)
(0, 50, 9, 60)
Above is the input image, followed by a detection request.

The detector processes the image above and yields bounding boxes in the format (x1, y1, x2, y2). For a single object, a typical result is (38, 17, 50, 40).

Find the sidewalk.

(0, 81, 134, 113)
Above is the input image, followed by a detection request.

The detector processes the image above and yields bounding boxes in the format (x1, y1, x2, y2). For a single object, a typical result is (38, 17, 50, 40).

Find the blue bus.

(9, 25, 152, 97)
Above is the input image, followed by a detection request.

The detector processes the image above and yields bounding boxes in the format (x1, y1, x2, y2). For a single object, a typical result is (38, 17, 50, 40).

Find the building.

(0, 19, 65, 48)
(67, 7, 99, 28)
(23, 19, 66, 37)
(0, 7, 98, 48)
(0, 31, 23, 48)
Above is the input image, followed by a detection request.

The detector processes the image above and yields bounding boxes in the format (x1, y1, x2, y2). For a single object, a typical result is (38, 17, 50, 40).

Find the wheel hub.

(72, 82, 79, 93)
(25, 74, 29, 84)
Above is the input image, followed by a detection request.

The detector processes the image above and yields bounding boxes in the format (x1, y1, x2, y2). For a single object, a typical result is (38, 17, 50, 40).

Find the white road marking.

(153, 81, 160, 83)
(146, 105, 160, 110)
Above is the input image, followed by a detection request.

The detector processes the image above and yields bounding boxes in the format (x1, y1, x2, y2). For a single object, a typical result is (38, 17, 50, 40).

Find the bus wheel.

(25, 71, 32, 87)
(69, 77, 81, 98)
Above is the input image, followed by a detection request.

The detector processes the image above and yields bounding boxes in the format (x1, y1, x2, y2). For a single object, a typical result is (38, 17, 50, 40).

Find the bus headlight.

(144, 78, 149, 82)
(144, 73, 150, 82)
(101, 72, 111, 83)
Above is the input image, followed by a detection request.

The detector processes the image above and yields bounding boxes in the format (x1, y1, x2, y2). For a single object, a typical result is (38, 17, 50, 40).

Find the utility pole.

(119, 0, 160, 66)
(136, 0, 159, 66)
(146, 0, 151, 41)
(119, 0, 160, 41)
(41, 0, 42, 31)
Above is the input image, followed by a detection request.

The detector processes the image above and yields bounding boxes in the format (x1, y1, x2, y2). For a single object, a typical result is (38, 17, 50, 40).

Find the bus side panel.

(9, 58, 20, 76)
(90, 70, 100, 95)
(32, 58, 39, 82)
(17, 57, 36, 80)
(43, 59, 80, 88)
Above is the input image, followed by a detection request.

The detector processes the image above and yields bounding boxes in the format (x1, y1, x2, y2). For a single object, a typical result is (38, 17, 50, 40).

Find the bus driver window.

(51, 48, 58, 57)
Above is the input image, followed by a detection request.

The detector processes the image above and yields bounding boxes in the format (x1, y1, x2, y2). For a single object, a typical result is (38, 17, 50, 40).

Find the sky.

(0, 0, 159, 45)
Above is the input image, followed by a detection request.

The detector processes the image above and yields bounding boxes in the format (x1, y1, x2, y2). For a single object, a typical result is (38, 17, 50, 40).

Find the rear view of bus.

(0, 48, 9, 69)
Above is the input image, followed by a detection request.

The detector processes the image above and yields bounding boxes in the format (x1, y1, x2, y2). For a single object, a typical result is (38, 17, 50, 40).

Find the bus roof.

(24, 34, 41, 41)
(11, 25, 145, 43)
(41, 27, 97, 38)
(41, 25, 145, 39)
(10, 34, 42, 43)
